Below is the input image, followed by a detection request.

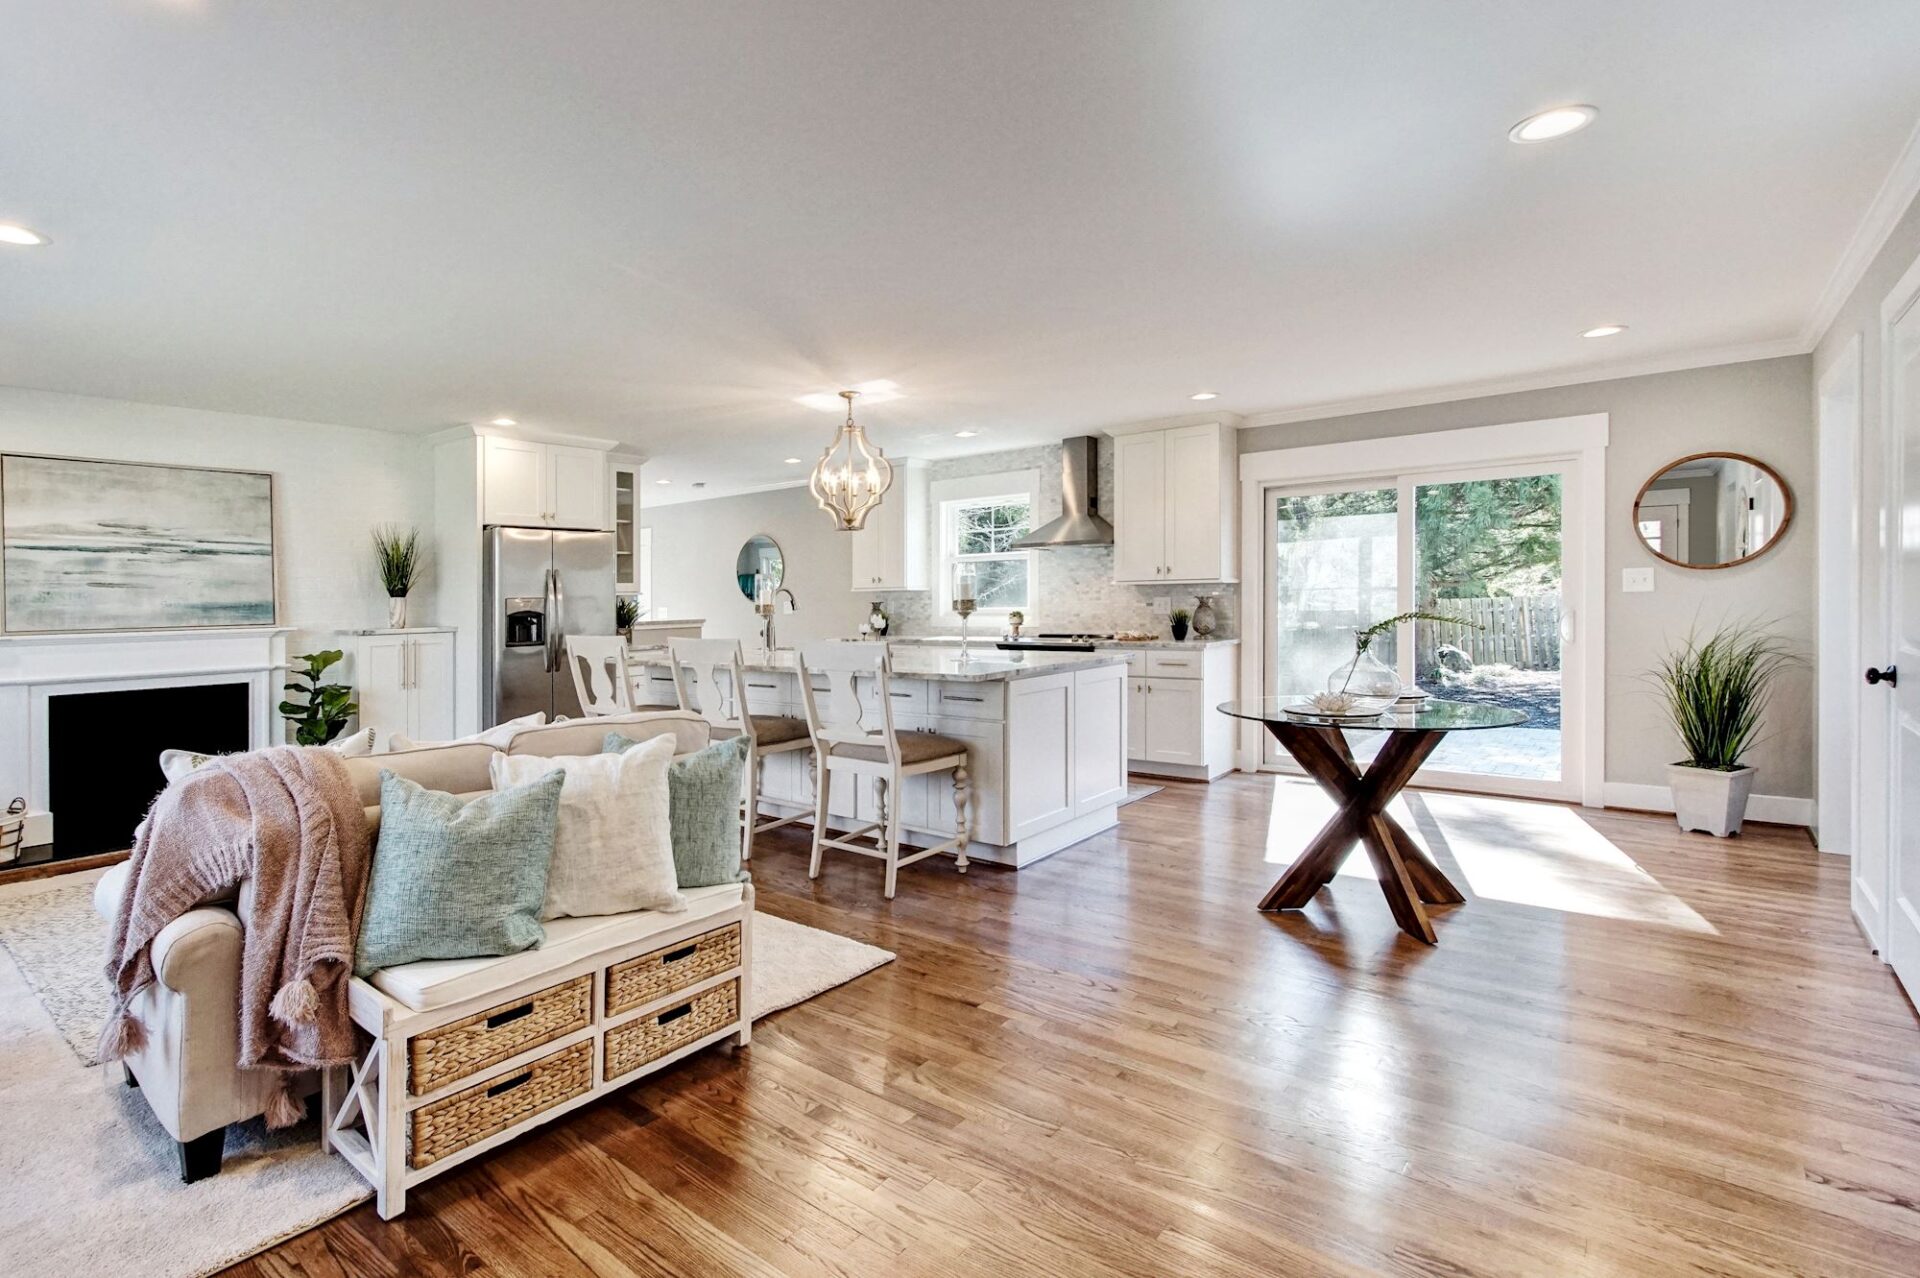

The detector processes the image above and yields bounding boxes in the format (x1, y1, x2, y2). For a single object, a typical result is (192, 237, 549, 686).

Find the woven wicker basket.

(605, 922, 741, 1017)
(604, 979, 739, 1082)
(408, 975, 592, 1095)
(408, 1039, 592, 1169)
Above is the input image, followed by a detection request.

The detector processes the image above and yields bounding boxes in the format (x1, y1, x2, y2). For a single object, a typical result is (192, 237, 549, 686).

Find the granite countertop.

(629, 617, 705, 626)
(627, 644, 1128, 683)
(887, 634, 1239, 650)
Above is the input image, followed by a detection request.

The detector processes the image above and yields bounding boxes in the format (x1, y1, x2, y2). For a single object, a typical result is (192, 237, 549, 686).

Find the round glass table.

(1218, 697, 1528, 944)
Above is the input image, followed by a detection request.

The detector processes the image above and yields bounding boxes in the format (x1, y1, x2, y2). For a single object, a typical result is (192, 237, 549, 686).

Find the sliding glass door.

(1264, 462, 1576, 799)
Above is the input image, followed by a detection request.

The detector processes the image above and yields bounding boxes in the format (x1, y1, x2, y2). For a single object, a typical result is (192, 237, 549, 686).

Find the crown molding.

(1801, 113, 1920, 349)
(1236, 337, 1807, 430)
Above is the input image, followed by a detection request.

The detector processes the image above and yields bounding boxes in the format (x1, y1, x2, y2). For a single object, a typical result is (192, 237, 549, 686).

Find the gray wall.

(640, 483, 868, 648)
(1240, 355, 1816, 799)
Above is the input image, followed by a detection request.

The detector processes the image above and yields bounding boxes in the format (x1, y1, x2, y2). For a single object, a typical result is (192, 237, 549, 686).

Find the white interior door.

(1884, 275, 1920, 993)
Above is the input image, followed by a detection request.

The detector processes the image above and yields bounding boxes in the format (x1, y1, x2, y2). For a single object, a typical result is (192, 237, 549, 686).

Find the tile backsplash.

(874, 441, 1238, 638)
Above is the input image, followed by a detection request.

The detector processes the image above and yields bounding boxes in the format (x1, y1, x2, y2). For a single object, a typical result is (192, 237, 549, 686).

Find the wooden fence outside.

(1413, 595, 1561, 673)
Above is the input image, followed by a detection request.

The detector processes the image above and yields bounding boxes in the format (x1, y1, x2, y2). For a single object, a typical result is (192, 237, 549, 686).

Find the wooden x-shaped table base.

(1259, 722, 1465, 944)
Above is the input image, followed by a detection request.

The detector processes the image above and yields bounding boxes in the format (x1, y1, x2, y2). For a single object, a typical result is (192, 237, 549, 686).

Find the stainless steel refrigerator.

(482, 526, 617, 726)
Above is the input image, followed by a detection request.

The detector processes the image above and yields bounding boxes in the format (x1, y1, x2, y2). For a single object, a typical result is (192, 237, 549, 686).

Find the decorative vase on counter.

(387, 595, 408, 629)
(1170, 613, 1190, 642)
(1328, 647, 1402, 698)
(1191, 594, 1218, 638)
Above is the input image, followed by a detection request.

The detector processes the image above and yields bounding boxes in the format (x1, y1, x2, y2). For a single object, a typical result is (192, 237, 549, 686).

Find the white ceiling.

(4, 2, 1920, 501)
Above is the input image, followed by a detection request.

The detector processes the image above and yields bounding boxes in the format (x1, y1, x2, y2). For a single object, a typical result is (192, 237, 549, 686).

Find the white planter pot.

(387, 595, 408, 629)
(1668, 763, 1756, 837)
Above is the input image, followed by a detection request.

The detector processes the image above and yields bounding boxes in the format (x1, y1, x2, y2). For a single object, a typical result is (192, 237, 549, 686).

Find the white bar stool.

(668, 638, 812, 862)
(797, 641, 972, 899)
(564, 635, 634, 716)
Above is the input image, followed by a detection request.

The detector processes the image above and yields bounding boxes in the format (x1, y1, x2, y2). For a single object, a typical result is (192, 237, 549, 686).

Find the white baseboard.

(1601, 782, 1815, 829)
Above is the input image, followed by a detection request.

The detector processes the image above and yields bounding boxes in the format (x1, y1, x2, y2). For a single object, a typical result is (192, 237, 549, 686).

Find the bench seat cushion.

(368, 883, 745, 1011)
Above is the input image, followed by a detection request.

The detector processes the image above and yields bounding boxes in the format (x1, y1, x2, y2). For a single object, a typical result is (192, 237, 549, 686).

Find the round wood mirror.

(735, 534, 784, 600)
(1632, 452, 1792, 569)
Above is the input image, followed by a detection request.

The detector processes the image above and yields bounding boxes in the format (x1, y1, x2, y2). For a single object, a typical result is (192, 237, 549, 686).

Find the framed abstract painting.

(0, 454, 278, 634)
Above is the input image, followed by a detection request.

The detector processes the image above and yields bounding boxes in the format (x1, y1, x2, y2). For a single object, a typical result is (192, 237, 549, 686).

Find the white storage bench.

(322, 882, 753, 1218)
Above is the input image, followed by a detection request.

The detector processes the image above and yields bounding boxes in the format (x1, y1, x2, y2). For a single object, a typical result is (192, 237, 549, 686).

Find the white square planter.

(1668, 764, 1756, 838)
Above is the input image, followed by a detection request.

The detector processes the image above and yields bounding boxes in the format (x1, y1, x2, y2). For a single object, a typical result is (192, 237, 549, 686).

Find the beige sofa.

(93, 710, 711, 1183)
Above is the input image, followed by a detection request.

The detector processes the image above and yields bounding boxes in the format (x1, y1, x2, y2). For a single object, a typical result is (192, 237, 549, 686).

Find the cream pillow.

(387, 712, 545, 753)
(489, 734, 684, 920)
(159, 727, 377, 782)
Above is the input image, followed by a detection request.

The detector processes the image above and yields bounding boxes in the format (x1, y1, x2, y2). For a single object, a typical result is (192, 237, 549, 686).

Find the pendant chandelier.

(808, 389, 894, 531)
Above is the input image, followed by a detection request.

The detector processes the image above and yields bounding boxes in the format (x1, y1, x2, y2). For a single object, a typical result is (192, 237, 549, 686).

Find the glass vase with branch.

(1330, 611, 1465, 699)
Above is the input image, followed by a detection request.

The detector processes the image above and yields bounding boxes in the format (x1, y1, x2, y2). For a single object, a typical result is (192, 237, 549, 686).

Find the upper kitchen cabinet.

(609, 456, 641, 592)
(849, 460, 929, 591)
(480, 433, 610, 529)
(1111, 420, 1238, 583)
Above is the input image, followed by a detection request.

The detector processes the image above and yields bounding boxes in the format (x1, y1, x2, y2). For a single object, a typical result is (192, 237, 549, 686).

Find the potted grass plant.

(1652, 622, 1793, 837)
(372, 524, 422, 629)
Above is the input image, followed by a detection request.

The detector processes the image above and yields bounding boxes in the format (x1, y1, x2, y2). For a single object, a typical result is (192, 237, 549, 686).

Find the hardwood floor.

(232, 776, 1920, 1278)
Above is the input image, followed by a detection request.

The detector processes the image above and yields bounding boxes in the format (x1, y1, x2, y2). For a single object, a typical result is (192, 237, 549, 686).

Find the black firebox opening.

(47, 682, 251, 860)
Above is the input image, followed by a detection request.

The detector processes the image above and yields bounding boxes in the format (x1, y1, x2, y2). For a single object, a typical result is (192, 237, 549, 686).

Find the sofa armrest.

(149, 908, 244, 993)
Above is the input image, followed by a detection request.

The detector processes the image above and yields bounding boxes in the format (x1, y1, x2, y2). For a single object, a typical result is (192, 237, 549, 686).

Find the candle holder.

(954, 596, 977, 659)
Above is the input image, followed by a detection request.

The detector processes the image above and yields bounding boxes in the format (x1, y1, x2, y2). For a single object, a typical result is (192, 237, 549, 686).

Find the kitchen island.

(628, 646, 1129, 867)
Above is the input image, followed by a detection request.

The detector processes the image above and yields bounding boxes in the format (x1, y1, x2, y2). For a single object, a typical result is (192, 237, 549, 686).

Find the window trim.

(929, 469, 1041, 621)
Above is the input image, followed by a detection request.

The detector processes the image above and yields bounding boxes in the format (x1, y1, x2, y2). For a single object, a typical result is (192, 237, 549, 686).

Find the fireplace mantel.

(0, 627, 292, 853)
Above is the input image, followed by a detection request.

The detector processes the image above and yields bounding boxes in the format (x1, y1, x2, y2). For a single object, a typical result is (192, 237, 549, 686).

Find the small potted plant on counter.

(372, 524, 422, 629)
(615, 595, 640, 643)
(1652, 622, 1793, 837)
(1169, 607, 1191, 641)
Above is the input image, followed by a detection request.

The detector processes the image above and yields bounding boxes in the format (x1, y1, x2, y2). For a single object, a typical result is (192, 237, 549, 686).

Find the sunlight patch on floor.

(1263, 777, 1717, 934)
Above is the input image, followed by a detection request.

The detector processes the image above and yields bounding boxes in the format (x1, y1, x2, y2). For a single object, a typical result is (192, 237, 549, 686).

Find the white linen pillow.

(159, 726, 377, 782)
(387, 712, 546, 754)
(488, 734, 684, 920)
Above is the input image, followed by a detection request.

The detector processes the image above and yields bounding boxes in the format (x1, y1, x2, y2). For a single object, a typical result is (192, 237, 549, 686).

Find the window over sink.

(933, 469, 1040, 619)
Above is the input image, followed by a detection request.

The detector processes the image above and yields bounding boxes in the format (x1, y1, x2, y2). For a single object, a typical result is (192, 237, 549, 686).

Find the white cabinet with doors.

(848, 460, 929, 591)
(1125, 644, 1238, 781)
(353, 629, 456, 746)
(609, 457, 641, 593)
(481, 434, 610, 530)
(1111, 421, 1238, 584)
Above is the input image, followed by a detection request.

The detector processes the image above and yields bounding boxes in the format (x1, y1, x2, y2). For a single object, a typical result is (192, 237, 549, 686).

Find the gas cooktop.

(995, 632, 1116, 652)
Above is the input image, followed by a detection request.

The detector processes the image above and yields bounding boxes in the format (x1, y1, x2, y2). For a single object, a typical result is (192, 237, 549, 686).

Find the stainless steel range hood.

(1011, 436, 1114, 548)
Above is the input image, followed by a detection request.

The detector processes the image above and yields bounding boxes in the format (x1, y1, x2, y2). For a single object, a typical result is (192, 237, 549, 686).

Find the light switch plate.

(1621, 567, 1654, 593)
(1152, 595, 1171, 614)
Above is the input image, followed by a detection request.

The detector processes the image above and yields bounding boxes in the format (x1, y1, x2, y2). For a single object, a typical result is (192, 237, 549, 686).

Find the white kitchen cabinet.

(1007, 673, 1076, 841)
(354, 629, 456, 745)
(848, 460, 929, 591)
(1072, 664, 1129, 814)
(1126, 642, 1238, 781)
(609, 457, 641, 591)
(481, 435, 610, 530)
(1111, 421, 1237, 584)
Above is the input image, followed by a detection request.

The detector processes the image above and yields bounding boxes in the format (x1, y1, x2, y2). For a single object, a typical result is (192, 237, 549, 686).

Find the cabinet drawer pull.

(661, 944, 698, 964)
(486, 1072, 531, 1098)
(890, 691, 913, 698)
(485, 1003, 534, 1029)
(657, 1003, 693, 1026)
(747, 682, 777, 689)
(944, 694, 984, 702)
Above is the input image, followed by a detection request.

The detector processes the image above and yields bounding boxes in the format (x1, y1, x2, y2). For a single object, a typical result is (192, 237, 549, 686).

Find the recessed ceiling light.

(489, 416, 518, 427)
(1508, 105, 1598, 144)
(0, 223, 49, 247)
(655, 478, 672, 485)
(955, 430, 978, 438)
(1190, 392, 1218, 401)
(796, 379, 902, 412)
(783, 456, 802, 465)
(1581, 324, 1627, 338)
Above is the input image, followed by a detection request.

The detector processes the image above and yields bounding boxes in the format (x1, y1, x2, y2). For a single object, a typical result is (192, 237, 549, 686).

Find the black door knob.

(1866, 665, 1898, 687)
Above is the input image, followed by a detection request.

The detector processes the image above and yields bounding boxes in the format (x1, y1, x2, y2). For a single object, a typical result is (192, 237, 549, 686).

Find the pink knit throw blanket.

(100, 746, 371, 1127)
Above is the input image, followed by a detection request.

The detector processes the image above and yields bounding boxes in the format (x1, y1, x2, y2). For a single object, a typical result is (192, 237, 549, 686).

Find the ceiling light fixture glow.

(1508, 105, 1598, 144)
(797, 379, 902, 412)
(1189, 392, 1218, 401)
(489, 417, 518, 426)
(784, 456, 802, 464)
(0, 223, 49, 247)
(1581, 324, 1627, 338)
(955, 430, 978, 438)
(655, 478, 672, 485)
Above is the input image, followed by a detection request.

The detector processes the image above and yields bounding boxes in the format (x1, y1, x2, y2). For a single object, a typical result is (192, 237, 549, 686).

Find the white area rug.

(0, 872, 892, 1278)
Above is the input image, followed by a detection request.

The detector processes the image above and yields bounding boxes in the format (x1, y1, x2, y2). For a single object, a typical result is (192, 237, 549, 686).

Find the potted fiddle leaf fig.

(281, 650, 358, 747)
(1652, 622, 1793, 837)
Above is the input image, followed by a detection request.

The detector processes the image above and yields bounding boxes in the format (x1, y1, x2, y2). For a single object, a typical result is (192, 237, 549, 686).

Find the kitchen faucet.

(759, 587, 796, 654)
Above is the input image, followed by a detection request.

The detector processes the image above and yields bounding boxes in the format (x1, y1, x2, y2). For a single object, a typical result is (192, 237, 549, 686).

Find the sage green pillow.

(354, 768, 566, 977)
(605, 731, 749, 888)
